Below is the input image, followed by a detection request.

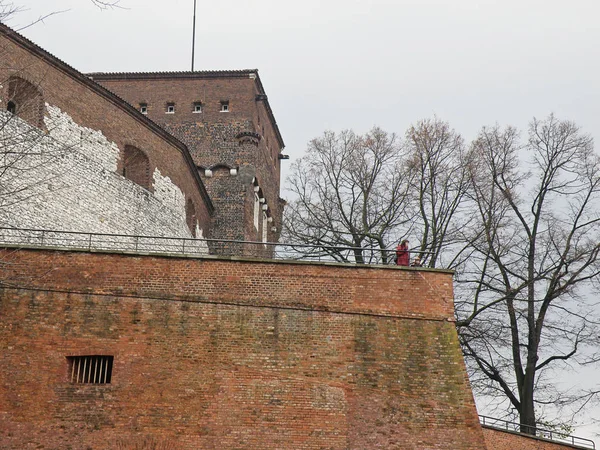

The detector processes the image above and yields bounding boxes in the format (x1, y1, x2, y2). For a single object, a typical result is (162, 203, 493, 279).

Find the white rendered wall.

(0, 105, 207, 252)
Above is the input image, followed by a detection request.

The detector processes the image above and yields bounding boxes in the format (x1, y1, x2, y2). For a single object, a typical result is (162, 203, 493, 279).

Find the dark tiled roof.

(0, 23, 214, 214)
(88, 70, 285, 150)
(88, 69, 258, 78)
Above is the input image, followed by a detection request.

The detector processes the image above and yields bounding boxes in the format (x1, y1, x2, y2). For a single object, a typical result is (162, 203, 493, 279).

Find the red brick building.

(90, 70, 286, 243)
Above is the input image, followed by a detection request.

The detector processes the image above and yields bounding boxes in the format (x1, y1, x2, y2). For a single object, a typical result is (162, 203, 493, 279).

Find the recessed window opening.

(193, 102, 202, 113)
(122, 145, 151, 189)
(186, 198, 197, 237)
(220, 101, 229, 112)
(7, 76, 44, 128)
(166, 103, 175, 114)
(140, 103, 148, 114)
(67, 355, 113, 384)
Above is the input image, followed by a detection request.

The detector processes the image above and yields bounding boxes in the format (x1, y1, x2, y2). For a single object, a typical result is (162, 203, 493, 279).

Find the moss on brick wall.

(0, 249, 486, 449)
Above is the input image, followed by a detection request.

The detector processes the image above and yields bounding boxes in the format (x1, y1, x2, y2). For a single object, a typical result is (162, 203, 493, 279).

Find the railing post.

(40, 230, 45, 246)
(182, 238, 185, 254)
(135, 236, 138, 252)
(88, 233, 92, 251)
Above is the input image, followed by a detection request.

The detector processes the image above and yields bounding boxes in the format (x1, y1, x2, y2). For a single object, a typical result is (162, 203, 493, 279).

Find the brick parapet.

(482, 426, 594, 450)
(0, 248, 455, 321)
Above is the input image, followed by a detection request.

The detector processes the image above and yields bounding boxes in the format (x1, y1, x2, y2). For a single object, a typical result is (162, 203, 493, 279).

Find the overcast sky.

(9, 0, 600, 439)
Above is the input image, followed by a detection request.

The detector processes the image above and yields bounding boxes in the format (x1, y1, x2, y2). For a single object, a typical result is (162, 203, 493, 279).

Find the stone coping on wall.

(0, 245, 457, 323)
(482, 425, 596, 450)
(0, 242, 455, 274)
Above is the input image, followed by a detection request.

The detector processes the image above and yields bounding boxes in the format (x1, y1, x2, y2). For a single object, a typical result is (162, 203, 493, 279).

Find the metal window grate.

(67, 355, 113, 384)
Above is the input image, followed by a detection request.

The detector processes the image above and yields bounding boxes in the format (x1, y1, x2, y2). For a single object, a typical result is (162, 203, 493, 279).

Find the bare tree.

(285, 115, 600, 432)
(405, 118, 473, 268)
(0, 0, 125, 220)
(0, 1, 63, 29)
(90, 0, 123, 10)
(0, 74, 80, 228)
(0, 0, 123, 30)
(283, 127, 413, 263)
(456, 115, 600, 433)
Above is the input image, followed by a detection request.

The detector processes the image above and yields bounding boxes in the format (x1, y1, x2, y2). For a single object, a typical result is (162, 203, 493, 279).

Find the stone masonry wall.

(0, 31, 212, 237)
(0, 248, 486, 450)
(0, 107, 206, 245)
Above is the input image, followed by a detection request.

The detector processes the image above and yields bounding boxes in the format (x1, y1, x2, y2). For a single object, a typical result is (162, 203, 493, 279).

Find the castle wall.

(0, 248, 486, 450)
(0, 108, 206, 243)
(482, 427, 589, 450)
(0, 29, 212, 238)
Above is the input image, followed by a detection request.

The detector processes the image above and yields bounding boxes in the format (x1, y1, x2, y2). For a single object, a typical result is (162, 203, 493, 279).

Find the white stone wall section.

(0, 105, 207, 254)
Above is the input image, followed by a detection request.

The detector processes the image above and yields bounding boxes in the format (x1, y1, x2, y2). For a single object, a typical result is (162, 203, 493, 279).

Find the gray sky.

(10, 0, 600, 439)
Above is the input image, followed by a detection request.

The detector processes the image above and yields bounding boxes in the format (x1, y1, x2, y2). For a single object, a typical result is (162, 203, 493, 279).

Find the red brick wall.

(0, 248, 485, 449)
(482, 427, 588, 450)
(0, 30, 212, 234)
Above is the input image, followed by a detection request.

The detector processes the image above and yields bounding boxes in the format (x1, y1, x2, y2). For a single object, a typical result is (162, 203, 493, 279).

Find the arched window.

(122, 145, 151, 190)
(7, 76, 44, 128)
(186, 199, 197, 237)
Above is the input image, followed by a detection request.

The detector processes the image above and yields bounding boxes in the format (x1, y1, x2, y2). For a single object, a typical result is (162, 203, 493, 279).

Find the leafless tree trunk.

(456, 115, 600, 433)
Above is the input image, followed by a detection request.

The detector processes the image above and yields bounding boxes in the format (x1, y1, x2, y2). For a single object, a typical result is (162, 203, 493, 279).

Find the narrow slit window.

(253, 193, 260, 230)
(67, 355, 113, 384)
(262, 212, 268, 245)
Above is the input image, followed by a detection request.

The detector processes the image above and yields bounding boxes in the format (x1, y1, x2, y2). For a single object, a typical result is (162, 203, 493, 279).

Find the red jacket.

(396, 243, 409, 266)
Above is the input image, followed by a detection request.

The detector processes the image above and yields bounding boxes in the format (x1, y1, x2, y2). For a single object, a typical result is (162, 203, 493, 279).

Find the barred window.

(67, 355, 113, 384)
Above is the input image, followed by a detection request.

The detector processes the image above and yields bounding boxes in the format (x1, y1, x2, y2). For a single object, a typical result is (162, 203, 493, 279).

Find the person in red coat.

(396, 239, 410, 266)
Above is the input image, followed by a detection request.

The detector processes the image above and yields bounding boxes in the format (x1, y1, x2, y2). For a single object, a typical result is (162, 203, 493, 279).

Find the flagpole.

(191, 0, 197, 71)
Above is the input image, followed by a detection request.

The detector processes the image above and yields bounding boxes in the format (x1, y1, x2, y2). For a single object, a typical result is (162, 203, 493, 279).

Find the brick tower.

(90, 70, 286, 245)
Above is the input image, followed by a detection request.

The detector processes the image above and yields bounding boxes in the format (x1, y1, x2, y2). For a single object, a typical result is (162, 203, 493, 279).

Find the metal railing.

(479, 415, 595, 449)
(0, 227, 421, 266)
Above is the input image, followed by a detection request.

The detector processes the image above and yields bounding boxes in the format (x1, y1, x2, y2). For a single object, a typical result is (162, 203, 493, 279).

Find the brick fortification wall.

(0, 248, 487, 449)
(482, 427, 591, 450)
(0, 27, 212, 238)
